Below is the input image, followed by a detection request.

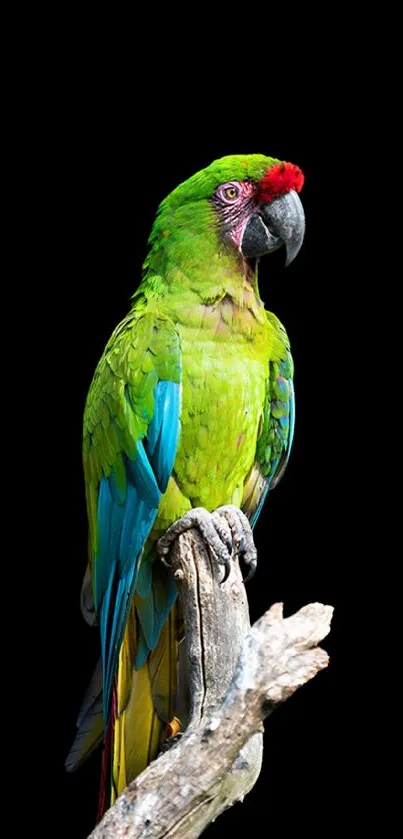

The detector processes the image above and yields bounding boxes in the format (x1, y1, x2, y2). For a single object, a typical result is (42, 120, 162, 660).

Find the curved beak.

(241, 190, 305, 266)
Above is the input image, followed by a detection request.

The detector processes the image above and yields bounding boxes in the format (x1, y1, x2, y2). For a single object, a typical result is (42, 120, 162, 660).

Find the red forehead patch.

(258, 162, 304, 203)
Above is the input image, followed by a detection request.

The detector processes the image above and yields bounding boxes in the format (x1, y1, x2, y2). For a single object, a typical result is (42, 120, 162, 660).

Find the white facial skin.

(211, 181, 258, 251)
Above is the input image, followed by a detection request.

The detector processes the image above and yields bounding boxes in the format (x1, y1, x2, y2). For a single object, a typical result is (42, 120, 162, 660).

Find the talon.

(211, 511, 233, 556)
(157, 508, 232, 577)
(224, 534, 233, 555)
(156, 506, 256, 584)
(214, 505, 258, 582)
(160, 555, 173, 570)
(220, 557, 232, 585)
(242, 558, 257, 584)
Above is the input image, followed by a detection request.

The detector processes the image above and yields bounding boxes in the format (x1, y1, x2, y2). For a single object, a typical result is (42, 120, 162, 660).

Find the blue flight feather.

(146, 382, 164, 456)
(134, 560, 178, 669)
(119, 487, 157, 576)
(134, 622, 150, 671)
(95, 478, 114, 611)
(100, 568, 115, 689)
(108, 466, 127, 506)
(110, 502, 126, 568)
(104, 563, 137, 722)
(150, 381, 181, 493)
(126, 440, 162, 508)
(270, 379, 295, 487)
(134, 554, 153, 600)
(251, 375, 295, 530)
(96, 375, 181, 723)
(289, 380, 295, 448)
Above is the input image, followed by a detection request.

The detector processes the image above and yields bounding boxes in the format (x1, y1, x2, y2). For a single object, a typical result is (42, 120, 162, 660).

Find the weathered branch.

(89, 528, 333, 839)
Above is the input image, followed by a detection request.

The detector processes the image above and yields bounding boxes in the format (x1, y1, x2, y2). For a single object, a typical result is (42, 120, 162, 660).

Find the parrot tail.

(64, 659, 104, 774)
(108, 601, 181, 808)
(97, 680, 117, 823)
(67, 599, 182, 821)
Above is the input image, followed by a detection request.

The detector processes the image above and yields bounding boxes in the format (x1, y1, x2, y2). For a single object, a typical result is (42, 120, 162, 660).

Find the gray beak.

(241, 189, 305, 266)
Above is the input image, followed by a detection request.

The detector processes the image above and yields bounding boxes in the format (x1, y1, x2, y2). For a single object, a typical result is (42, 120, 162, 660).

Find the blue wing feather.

(94, 478, 114, 610)
(134, 552, 153, 600)
(146, 382, 164, 456)
(269, 378, 295, 489)
(126, 440, 162, 508)
(134, 560, 178, 669)
(108, 467, 127, 506)
(119, 486, 159, 578)
(96, 378, 181, 724)
(250, 366, 295, 530)
(104, 564, 137, 719)
(149, 381, 181, 492)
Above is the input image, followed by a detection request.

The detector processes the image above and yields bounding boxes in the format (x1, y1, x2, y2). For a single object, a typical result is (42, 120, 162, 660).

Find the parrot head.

(211, 158, 305, 267)
(154, 154, 305, 269)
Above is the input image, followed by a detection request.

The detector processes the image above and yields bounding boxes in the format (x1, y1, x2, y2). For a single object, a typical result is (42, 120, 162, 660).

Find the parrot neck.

(132, 220, 267, 331)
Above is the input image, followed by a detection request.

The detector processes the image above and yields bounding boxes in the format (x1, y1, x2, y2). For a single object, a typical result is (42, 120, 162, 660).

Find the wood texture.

(89, 527, 333, 838)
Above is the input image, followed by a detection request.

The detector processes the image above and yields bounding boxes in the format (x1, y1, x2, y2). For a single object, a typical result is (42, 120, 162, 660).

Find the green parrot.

(65, 153, 305, 816)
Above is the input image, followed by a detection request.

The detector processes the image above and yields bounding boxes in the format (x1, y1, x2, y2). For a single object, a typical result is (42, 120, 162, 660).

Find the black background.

(27, 54, 369, 837)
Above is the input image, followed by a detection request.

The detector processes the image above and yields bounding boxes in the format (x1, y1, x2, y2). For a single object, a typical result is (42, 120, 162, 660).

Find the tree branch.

(89, 527, 333, 839)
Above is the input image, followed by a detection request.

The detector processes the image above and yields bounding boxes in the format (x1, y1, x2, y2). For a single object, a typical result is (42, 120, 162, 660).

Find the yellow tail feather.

(112, 603, 179, 802)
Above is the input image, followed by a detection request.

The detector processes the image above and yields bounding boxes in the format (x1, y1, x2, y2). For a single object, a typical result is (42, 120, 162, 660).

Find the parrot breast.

(171, 299, 269, 511)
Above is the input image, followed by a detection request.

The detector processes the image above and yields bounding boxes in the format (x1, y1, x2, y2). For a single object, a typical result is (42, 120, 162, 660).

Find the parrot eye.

(216, 183, 241, 204)
(224, 185, 239, 200)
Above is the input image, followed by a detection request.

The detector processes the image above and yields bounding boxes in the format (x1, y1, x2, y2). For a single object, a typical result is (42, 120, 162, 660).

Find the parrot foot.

(213, 505, 257, 583)
(157, 507, 233, 583)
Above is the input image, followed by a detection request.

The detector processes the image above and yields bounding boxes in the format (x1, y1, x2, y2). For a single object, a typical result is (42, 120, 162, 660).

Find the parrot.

(65, 153, 305, 818)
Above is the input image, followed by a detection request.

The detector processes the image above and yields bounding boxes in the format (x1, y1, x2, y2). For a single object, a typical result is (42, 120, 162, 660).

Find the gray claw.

(211, 513, 233, 557)
(160, 554, 173, 570)
(157, 506, 257, 587)
(220, 556, 232, 584)
(213, 505, 258, 584)
(157, 508, 232, 582)
(242, 558, 257, 584)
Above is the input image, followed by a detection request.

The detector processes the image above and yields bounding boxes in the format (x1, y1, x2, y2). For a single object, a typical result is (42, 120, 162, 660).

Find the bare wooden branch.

(89, 528, 333, 839)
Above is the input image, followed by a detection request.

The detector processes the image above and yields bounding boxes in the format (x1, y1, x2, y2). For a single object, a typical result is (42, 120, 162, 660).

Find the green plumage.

(69, 154, 301, 808)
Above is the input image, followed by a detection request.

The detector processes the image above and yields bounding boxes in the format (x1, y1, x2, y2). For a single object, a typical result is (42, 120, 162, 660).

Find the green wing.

(83, 311, 182, 724)
(243, 318, 295, 526)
